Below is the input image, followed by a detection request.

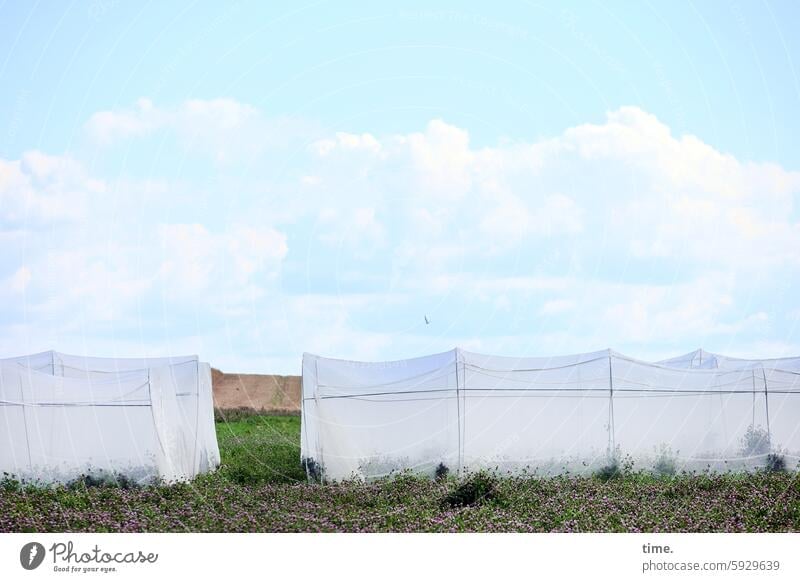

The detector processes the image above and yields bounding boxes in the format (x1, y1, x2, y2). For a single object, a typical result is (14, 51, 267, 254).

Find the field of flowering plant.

(1, 414, 799, 533)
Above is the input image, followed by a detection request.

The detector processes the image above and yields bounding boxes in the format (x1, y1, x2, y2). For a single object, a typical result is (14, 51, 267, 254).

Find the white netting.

(302, 348, 800, 481)
(658, 348, 800, 371)
(0, 351, 220, 484)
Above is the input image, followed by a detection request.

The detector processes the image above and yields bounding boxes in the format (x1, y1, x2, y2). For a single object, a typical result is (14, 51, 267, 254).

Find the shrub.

(765, 453, 786, 473)
(66, 472, 140, 490)
(595, 460, 621, 482)
(441, 472, 497, 508)
(302, 457, 324, 483)
(653, 445, 678, 477)
(434, 462, 449, 481)
(740, 424, 770, 457)
(1, 473, 22, 492)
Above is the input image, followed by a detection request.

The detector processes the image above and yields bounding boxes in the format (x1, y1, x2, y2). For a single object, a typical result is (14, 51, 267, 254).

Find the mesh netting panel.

(302, 348, 800, 481)
(302, 350, 459, 480)
(460, 352, 610, 475)
(0, 365, 163, 483)
(1, 352, 221, 483)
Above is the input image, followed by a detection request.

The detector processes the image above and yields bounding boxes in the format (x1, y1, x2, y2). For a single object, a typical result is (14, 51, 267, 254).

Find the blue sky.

(1, 1, 799, 373)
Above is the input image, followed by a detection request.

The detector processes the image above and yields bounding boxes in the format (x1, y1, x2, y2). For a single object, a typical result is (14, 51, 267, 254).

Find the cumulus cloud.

(317, 207, 386, 254)
(158, 223, 288, 299)
(18, 244, 153, 326)
(297, 107, 800, 278)
(557, 107, 800, 266)
(9, 266, 31, 293)
(0, 151, 104, 226)
(3, 101, 799, 371)
(84, 98, 164, 144)
(85, 98, 259, 144)
(405, 119, 474, 199)
(540, 299, 574, 316)
(312, 132, 383, 157)
(84, 98, 309, 164)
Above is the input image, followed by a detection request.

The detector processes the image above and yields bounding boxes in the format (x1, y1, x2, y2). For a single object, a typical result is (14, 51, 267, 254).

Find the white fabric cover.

(658, 348, 800, 371)
(302, 348, 800, 481)
(1, 351, 220, 483)
(301, 350, 459, 481)
(2, 351, 58, 374)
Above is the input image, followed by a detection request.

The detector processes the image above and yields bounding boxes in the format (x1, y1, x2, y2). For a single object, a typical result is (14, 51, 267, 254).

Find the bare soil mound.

(212, 368, 301, 413)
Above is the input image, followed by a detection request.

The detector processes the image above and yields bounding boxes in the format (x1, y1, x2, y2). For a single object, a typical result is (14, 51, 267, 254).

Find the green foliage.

(594, 446, 640, 482)
(740, 424, 770, 457)
(441, 472, 499, 508)
(595, 450, 634, 482)
(216, 414, 306, 484)
(302, 457, 323, 483)
(66, 472, 141, 490)
(653, 445, 678, 477)
(1, 473, 22, 493)
(595, 461, 621, 482)
(765, 453, 786, 473)
(215, 407, 298, 423)
(3, 415, 800, 533)
(434, 462, 450, 481)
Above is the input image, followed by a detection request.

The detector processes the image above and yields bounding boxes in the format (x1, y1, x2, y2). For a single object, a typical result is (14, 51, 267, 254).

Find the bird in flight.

(424, 315, 430, 325)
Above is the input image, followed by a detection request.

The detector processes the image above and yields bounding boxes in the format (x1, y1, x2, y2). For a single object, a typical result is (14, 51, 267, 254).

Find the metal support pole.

(762, 367, 771, 447)
(608, 352, 615, 458)
(455, 348, 463, 476)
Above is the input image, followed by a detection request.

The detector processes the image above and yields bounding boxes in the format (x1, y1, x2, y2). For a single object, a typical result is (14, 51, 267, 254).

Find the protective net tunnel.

(0, 350, 220, 484)
(301, 349, 800, 482)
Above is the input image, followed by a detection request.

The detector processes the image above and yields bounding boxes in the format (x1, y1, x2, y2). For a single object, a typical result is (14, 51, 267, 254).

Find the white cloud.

(0, 151, 104, 226)
(594, 273, 766, 343)
(158, 224, 216, 293)
(312, 132, 383, 157)
(4, 102, 799, 372)
(79, 101, 800, 276)
(9, 266, 31, 293)
(85, 98, 259, 145)
(480, 193, 583, 248)
(84, 98, 307, 164)
(84, 98, 163, 144)
(534, 194, 584, 235)
(158, 223, 288, 300)
(479, 193, 531, 246)
(23, 245, 153, 325)
(540, 299, 574, 315)
(406, 119, 474, 199)
(558, 107, 800, 266)
(317, 207, 386, 254)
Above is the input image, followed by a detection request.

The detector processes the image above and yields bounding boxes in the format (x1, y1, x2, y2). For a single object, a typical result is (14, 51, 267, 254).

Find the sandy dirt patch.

(212, 368, 300, 413)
